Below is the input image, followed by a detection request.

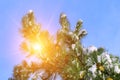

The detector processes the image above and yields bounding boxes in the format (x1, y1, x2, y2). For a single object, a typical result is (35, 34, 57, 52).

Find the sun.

(33, 43, 43, 52)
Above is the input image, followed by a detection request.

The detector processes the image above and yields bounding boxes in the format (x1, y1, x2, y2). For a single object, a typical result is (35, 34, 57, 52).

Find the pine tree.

(9, 10, 120, 80)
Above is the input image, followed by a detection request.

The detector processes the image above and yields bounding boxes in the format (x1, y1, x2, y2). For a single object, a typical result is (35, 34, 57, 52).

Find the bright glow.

(33, 43, 42, 52)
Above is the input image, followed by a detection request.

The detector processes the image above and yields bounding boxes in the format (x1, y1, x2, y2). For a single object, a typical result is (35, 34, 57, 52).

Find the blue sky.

(0, 0, 120, 79)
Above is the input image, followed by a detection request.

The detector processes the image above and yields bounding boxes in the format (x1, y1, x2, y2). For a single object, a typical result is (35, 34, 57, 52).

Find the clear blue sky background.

(0, 0, 120, 79)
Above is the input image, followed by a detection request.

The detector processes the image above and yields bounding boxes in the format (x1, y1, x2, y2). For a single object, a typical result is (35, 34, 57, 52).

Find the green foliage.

(9, 11, 120, 80)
